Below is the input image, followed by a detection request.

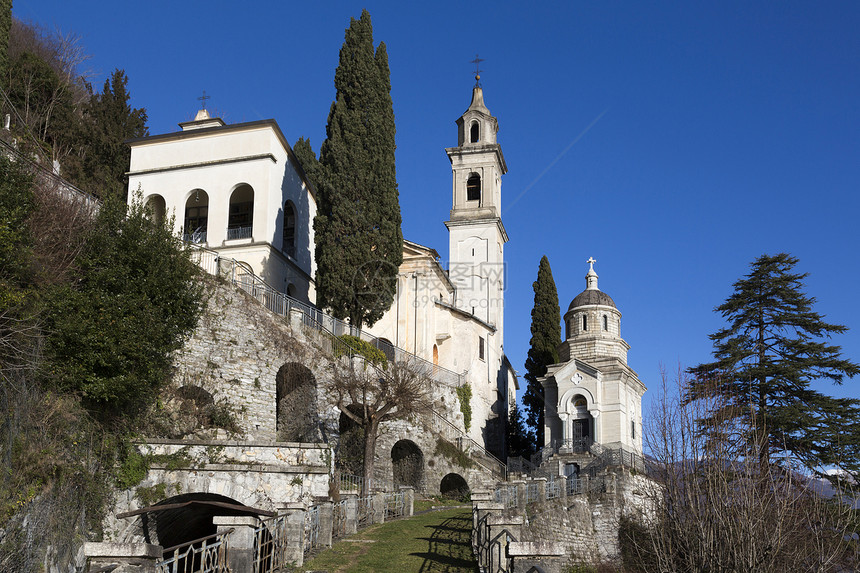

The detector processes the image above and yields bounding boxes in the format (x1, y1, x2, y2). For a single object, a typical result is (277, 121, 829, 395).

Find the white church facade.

(126, 83, 517, 457)
(127, 110, 318, 303)
(541, 260, 645, 454)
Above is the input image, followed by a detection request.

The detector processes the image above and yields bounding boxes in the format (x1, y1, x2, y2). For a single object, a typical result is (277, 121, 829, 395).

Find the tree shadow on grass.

(412, 513, 478, 572)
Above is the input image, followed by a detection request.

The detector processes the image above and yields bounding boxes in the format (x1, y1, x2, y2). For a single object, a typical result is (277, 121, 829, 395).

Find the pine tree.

(688, 253, 860, 475)
(523, 255, 561, 452)
(506, 403, 535, 460)
(314, 10, 402, 328)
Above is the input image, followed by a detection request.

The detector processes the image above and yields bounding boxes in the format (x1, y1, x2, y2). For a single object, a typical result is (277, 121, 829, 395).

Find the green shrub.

(338, 335, 388, 368)
(455, 384, 472, 431)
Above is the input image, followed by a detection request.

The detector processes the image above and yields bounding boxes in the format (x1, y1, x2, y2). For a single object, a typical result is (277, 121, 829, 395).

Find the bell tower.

(445, 76, 508, 328)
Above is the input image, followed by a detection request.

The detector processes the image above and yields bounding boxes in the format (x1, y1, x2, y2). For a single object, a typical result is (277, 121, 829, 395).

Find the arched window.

(184, 189, 209, 243)
(582, 314, 588, 332)
(145, 194, 166, 225)
(282, 201, 296, 256)
(470, 121, 480, 143)
(227, 184, 254, 240)
(466, 173, 481, 201)
(603, 315, 608, 331)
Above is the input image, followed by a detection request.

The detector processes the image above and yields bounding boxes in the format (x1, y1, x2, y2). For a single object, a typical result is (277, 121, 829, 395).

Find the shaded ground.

(301, 506, 477, 572)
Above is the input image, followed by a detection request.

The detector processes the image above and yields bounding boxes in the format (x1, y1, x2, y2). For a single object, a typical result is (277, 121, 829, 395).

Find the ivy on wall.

(456, 384, 472, 432)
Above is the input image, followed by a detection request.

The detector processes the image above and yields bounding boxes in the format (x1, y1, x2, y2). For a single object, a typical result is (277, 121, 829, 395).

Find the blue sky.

(14, 1, 860, 414)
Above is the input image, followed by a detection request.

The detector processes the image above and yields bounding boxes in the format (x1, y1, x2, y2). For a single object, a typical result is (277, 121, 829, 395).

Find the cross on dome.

(470, 54, 485, 86)
(586, 257, 599, 290)
(587, 257, 597, 272)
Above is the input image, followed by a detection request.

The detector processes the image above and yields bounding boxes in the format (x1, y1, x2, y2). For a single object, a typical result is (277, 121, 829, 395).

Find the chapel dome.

(569, 289, 616, 310)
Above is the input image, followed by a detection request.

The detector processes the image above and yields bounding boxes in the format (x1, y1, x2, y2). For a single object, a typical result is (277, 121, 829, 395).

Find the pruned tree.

(314, 10, 402, 328)
(523, 255, 561, 452)
(622, 368, 860, 572)
(326, 354, 431, 496)
(687, 253, 860, 476)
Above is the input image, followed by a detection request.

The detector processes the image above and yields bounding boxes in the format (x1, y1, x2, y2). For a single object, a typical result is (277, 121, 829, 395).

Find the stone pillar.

(372, 491, 386, 524)
(558, 475, 568, 501)
(84, 543, 161, 573)
(342, 494, 358, 535)
(214, 515, 258, 573)
(277, 502, 306, 567)
(400, 486, 415, 517)
(318, 501, 334, 547)
(536, 477, 547, 501)
(487, 515, 524, 573)
(289, 307, 304, 331)
(508, 541, 567, 573)
(513, 480, 527, 508)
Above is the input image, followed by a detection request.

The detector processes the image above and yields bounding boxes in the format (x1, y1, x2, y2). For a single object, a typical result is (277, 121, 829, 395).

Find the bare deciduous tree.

(622, 368, 860, 573)
(326, 356, 431, 496)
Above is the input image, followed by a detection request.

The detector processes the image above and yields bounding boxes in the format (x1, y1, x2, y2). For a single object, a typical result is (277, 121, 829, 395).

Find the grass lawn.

(301, 506, 477, 572)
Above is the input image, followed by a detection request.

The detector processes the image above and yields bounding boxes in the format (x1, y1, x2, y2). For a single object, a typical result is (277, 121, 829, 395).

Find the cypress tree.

(315, 10, 402, 328)
(523, 255, 561, 453)
(292, 136, 321, 191)
(688, 253, 860, 476)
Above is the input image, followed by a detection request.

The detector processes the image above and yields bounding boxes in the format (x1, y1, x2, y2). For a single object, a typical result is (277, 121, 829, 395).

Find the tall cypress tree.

(523, 255, 561, 452)
(688, 253, 860, 476)
(315, 10, 402, 328)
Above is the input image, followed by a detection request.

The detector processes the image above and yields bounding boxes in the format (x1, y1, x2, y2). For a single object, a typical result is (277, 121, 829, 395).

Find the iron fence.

(493, 485, 518, 509)
(226, 226, 252, 240)
(357, 495, 375, 528)
(252, 516, 289, 573)
(526, 482, 540, 504)
(304, 505, 321, 555)
(546, 477, 561, 500)
(384, 492, 405, 519)
(332, 499, 349, 538)
(156, 530, 231, 573)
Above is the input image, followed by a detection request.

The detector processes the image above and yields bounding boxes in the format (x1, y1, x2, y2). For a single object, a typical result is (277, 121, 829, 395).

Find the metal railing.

(183, 228, 208, 244)
(252, 516, 289, 573)
(304, 505, 321, 555)
(332, 498, 349, 538)
(337, 472, 394, 494)
(226, 225, 252, 240)
(156, 530, 231, 573)
(546, 477, 561, 500)
(526, 482, 540, 504)
(357, 495, 375, 528)
(384, 491, 405, 519)
(493, 484, 518, 509)
(473, 507, 516, 573)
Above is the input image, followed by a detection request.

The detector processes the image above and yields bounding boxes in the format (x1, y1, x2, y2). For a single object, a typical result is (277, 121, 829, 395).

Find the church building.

(125, 81, 517, 457)
(541, 260, 645, 454)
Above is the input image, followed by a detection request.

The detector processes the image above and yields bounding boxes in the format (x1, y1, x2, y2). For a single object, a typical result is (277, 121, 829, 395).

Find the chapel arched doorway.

(391, 439, 423, 490)
(275, 362, 318, 442)
(570, 395, 593, 452)
(184, 189, 208, 243)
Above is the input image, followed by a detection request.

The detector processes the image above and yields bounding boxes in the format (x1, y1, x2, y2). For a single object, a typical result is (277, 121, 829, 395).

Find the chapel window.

(603, 315, 608, 331)
(582, 315, 588, 332)
(283, 201, 297, 256)
(470, 121, 480, 143)
(632, 420, 636, 440)
(228, 184, 254, 240)
(184, 189, 209, 243)
(467, 174, 481, 202)
(479, 336, 485, 361)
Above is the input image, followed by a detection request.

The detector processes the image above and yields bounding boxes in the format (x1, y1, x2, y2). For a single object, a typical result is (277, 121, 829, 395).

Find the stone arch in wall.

(391, 439, 424, 490)
(142, 492, 249, 549)
(440, 473, 470, 500)
(275, 362, 319, 442)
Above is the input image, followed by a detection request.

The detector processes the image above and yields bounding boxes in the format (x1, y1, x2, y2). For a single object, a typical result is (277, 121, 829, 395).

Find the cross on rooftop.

(470, 54, 485, 85)
(197, 90, 211, 109)
(587, 257, 597, 271)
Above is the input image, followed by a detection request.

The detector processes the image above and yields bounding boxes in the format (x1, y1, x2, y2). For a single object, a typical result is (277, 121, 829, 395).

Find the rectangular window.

(478, 336, 485, 361)
(631, 420, 636, 440)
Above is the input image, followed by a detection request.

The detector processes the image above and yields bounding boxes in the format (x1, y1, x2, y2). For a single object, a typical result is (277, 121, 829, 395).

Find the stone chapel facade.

(541, 260, 646, 454)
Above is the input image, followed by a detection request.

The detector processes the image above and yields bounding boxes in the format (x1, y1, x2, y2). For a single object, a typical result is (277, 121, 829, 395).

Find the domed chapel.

(541, 258, 646, 455)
